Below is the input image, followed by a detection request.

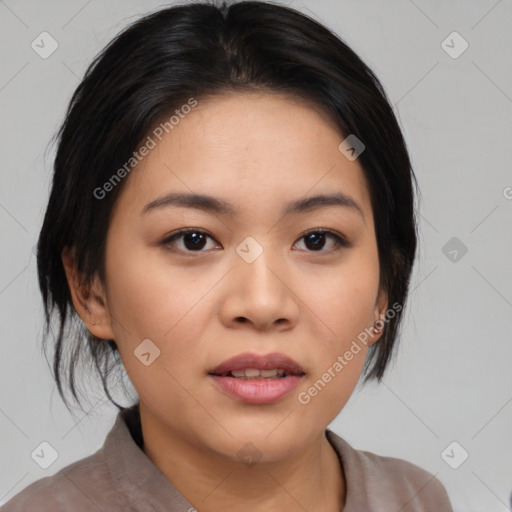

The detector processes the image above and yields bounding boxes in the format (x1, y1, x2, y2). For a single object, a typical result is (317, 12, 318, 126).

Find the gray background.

(1, 0, 511, 510)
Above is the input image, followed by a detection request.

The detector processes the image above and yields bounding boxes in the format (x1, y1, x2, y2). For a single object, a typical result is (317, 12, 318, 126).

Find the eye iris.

(184, 232, 206, 250)
(305, 232, 326, 251)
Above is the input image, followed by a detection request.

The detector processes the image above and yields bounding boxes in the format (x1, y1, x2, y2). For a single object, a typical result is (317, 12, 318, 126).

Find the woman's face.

(95, 92, 387, 462)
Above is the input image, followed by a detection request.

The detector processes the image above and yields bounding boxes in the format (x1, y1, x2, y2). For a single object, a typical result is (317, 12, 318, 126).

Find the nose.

(218, 245, 300, 332)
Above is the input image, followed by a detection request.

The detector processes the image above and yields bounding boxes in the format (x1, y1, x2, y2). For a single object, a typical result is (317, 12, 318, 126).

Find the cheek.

(296, 251, 378, 393)
(285, 250, 379, 423)
(302, 251, 380, 346)
(104, 238, 213, 367)
(103, 245, 213, 416)
(295, 342, 368, 434)
(105, 231, 181, 328)
(297, 320, 369, 431)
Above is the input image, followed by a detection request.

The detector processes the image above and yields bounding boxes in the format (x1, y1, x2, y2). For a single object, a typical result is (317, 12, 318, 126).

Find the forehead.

(114, 92, 373, 222)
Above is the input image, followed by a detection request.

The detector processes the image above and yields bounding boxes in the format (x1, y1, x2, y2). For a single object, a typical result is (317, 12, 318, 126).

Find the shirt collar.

(103, 402, 197, 510)
(102, 402, 365, 511)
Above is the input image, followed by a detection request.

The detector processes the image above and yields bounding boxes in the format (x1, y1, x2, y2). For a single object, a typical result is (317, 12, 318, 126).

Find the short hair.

(37, 0, 419, 414)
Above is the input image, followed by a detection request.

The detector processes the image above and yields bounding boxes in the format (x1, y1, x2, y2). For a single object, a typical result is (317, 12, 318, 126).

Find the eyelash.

(161, 227, 351, 254)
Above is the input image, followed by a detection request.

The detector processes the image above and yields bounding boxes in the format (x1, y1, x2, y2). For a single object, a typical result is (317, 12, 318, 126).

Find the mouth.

(208, 352, 306, 404)
(210, 368, 299, 379)
(208, 351, 305, 378)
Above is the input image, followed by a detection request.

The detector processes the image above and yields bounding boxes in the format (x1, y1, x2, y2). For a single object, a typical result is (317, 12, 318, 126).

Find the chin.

(215, 417, 312, 458)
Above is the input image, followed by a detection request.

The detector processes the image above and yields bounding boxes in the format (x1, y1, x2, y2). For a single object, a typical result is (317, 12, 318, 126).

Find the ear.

(61, 247, 116, 340)
(368, 287, 389, 346)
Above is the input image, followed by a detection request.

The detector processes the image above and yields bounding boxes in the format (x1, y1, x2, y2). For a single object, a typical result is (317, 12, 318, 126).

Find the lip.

(209, 374, 303, 404)
(208, 352, 305, 376)
(208, 351, 306, 405)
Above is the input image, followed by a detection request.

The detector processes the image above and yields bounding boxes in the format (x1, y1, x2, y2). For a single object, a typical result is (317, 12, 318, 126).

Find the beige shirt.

(2, 403, 453, 511)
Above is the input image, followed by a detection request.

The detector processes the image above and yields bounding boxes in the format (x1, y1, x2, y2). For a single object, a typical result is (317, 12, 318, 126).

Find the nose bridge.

(224, 235, 298, 328)
(235, 236, 285, 299)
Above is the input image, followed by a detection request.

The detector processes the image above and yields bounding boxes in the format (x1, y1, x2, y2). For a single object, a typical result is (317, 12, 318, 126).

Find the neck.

(139, 407, 346, 512)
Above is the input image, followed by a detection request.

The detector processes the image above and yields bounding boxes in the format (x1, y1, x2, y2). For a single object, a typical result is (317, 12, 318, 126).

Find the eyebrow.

(141, 191, 364, 220)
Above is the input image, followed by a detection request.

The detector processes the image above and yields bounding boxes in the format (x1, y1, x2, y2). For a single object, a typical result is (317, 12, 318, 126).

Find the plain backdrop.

(1, 1, 511, 511)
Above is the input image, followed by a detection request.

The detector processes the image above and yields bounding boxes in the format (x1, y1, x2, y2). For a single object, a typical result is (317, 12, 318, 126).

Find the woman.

(3, 1, 453, 510)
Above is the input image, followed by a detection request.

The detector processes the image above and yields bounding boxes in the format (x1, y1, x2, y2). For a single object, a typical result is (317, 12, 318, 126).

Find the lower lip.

(208, 374, 304, 404)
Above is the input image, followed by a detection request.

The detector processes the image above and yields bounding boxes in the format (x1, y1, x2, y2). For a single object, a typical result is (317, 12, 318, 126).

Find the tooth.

(228, 368, 289, 379)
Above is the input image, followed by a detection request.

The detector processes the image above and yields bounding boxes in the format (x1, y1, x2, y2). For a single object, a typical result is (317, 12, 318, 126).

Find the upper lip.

(209, 352, 306, 376)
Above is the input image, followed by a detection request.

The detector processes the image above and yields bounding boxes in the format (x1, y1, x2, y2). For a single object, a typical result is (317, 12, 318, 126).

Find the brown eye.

(295, 229, 351, 252)
(161, 227, 350, 255)
(162, 229, 219, 252)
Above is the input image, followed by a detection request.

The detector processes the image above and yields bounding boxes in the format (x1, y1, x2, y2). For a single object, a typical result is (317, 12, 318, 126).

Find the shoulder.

(358, 448, 452, 509)
(326, 430, 453, 512)
(1, 450, 118, 512)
